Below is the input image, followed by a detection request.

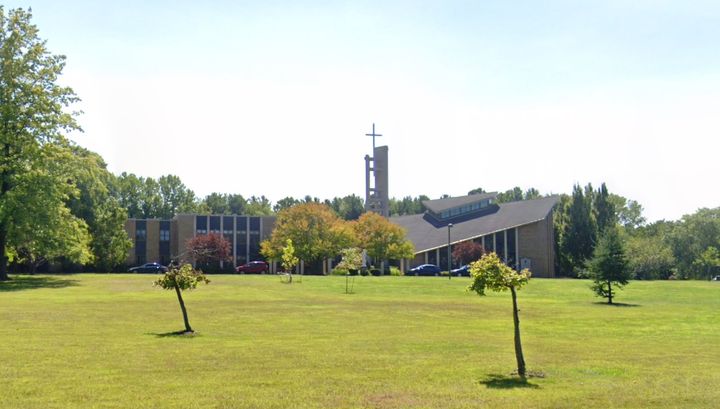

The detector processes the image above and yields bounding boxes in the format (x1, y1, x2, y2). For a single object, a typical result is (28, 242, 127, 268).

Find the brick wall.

(146, 220, 160, 264)
(517, 212, 555, 278)
(124, 219, 135, 265)
(175, 214, 196, 264)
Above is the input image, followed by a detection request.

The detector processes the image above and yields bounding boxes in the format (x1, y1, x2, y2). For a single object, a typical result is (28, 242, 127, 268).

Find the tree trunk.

(0, 222, 8, 281)
(0, 144, 10, 281)
(510, 286, 526, 378)
(173, 283, 193, 333)
(607, 280, 613, 304)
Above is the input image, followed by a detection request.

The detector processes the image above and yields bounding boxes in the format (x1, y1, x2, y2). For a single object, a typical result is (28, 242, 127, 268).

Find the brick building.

(124, 194, 556, 277)
(125, 214, 276, 269)
(391, 193, 558, 277)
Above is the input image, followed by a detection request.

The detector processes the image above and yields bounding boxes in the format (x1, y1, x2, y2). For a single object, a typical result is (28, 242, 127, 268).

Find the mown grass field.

(1, 274, 718, 409)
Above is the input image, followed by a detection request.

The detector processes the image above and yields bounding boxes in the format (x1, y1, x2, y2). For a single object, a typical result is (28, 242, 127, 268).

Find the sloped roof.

(392, 196, 559, 253)
(422, 192, 498, 214)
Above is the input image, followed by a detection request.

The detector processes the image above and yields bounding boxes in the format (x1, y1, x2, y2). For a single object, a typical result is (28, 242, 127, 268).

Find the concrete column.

(503, 230, 508, 262)
(232, 216, 237, 268)
(515, 228, 519, 270)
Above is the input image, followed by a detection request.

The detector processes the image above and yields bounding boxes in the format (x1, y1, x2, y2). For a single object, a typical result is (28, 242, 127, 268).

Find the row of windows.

(196, 216, 260, 234)
(424, 227, 518, 269)
(137, 228, 170, 241)
(439, 199, 492, 220)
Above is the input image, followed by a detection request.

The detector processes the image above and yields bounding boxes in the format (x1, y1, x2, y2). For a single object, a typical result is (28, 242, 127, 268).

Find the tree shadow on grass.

(148, 330, 198, 338)
(479, 374, 540, 389)
(0, 275, 79, 292)
(593, 302, 640, 307)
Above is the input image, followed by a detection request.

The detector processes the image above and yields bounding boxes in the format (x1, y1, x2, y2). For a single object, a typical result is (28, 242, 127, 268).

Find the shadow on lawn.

(0, 275, 79, 292)
(479, 374, 540, 389)
(148, 330, 198, 338)
(593, 302, 640, 307)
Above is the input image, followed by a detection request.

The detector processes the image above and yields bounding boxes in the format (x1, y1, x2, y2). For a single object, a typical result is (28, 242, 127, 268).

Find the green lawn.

(1, 274, 718, 408)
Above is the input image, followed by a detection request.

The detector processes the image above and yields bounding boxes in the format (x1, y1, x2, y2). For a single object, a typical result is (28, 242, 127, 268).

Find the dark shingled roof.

(422, 192, 498, 214)
(392, 196, 559, 253)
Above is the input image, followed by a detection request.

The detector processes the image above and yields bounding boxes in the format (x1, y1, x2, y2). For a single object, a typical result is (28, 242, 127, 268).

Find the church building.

(124, 125, 557, 277)
(391, 193, 557, 277)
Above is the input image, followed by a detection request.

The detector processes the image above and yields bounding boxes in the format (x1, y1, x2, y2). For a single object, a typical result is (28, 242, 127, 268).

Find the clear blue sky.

(6, 1, 719, 222)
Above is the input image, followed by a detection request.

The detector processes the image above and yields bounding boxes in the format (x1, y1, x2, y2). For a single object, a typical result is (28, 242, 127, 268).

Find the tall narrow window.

(495, 231, 505, 261)
(196, 216, 207, 235)
(209, 216, 221, 234)
(506, 228, 517, 269)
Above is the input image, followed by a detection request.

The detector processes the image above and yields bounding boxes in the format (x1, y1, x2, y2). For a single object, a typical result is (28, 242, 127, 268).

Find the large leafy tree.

(608, 194, 646, 230)
(261, 202, 354, 270)
(245, 195, 273, 216)
(668, 208, 720, 279)
(65, 146, 130, 271)
(589, 226, 630, 304)
(204, 192, 229, 214)
(273, 196, 300, 213)
(9, 144, 92, 273)
(389, 195, 428, 216)
(113, 172, 144, 218)
(495, 186, 542, 204)
(0, 7, 82, 280)
(693, 246, 720, 279)
(158, 175, 198, 218)
(113, 172, 162, 218)
(468, 252, 532, 378)
(327, 194, 365, 220)
(227, 194, 246, 215)
(114, 173, 199, 219)
(352, 212, 414, 267)
(625, 233, 675, 280)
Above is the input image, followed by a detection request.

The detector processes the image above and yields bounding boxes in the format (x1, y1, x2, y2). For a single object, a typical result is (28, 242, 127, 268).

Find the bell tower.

(364, 124, 389, 217)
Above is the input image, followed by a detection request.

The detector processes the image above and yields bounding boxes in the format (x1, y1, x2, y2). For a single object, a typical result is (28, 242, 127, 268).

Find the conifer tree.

(561, 184, 597, 273)
(594, 183, 616, 235)
(590, 226, 630, 304)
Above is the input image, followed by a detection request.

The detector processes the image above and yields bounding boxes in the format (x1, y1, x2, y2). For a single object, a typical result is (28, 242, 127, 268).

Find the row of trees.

(260, 203, 415, 273)
(114, 174, 368, 221)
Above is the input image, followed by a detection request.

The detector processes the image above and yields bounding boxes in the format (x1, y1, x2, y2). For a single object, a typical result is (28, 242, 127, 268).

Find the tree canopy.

(352, 212, 414, 265)
(261, 203, 354, 268)
(1, 7, 83, 279)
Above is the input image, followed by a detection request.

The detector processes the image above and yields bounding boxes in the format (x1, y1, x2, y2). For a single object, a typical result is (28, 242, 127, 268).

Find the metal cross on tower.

(365, 123, 382, 151)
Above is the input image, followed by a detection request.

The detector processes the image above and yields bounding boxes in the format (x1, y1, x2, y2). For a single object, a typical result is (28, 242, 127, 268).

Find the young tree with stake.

(468, 253, 532, 378)
(154, 264, 209, 334)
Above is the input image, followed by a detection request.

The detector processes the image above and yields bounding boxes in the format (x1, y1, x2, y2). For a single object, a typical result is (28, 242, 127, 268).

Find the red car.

(235, 261, 269, 274)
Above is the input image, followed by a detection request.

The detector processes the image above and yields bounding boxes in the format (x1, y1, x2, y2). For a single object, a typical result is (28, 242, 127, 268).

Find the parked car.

(128, 262, 168, 273)
(451, 265, 470, 277)
(409, 264, 442, 276)
(712, 275, 720, 281)
(236, 261, 269, 274)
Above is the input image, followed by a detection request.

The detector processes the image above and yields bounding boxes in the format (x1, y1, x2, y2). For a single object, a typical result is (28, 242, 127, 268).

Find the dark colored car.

(409, 264, 442, 276)
(236, 261, 269, 274)
(128, 262, 168, 273)
(451, 265, 470, 277)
